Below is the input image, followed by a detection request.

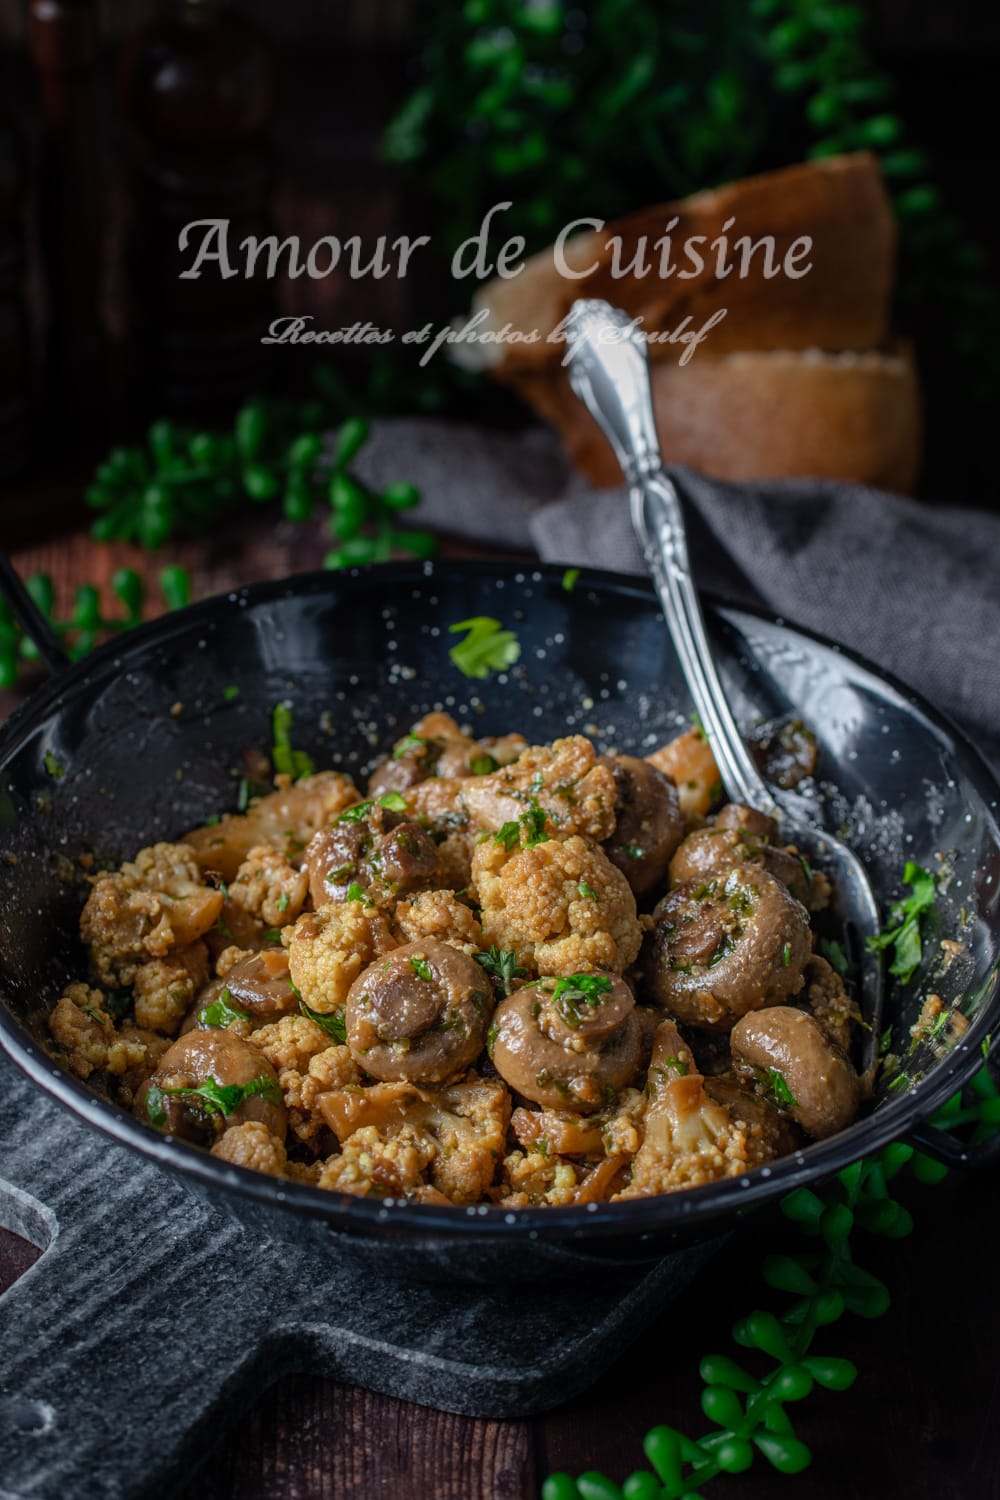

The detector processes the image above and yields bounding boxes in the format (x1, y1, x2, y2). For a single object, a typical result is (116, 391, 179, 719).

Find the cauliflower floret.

(184, 771, 360, 881)
(227, 845, 308, 929)
(499, 1149, 580, 1207)
(132, 942, 210, 1034)
(395, 889, 483, 954)
(801, 954, 861, 1054)
(81, 842, 222, 987)
(286, 901, 397, 1014)
(211, 1121, 288, 1177)
(47, 984, 170, 1086)
(474, 834, 641, 976)
(617, 1021, 781, 1199)
(279, 1044, 361, 1144)
(215, 944, 247, 978)
(462, 735, 617, 842)
(318, 1124, 436, 1198)
(423, 1076, 509, 1204)
(248, 1015, 333, 1072)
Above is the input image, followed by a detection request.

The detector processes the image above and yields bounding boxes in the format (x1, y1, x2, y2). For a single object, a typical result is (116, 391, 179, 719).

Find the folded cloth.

(356, 419, 1000, 769)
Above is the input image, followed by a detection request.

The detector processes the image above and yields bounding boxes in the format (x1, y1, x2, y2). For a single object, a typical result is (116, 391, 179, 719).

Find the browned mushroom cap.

(600, 755, 685, 899)
(669, 815, 812, 909)
(304, 815, 440, 908)
(223, 949, 296, 1017)
(641, 865, 811, 1031)
(489, 971, 642, 1113)
(345, 939, 492, 1084)
(135, 1030, 286, 1143)
(730, 1006, 861, 1139)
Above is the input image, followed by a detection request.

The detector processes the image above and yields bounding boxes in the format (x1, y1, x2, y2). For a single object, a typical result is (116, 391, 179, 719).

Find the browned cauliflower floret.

(498, 1149, 581, 1207)
(279, 1043, 361, 1144)
(81, 842, 222, 987)
(215, 945, 246, 978)
(422, 1076, 510, 1204)
(395, 889, 484, 954)
(248, 1015, 333, 1073)
(228, 846, 308, 929)
(801, 954, 861, 1054)
(47, 985, 170, 1086)
(511, 1088, 645, 1161)
(286, 901, 397, 1014)
(617, 1021, 782, 1199)
(211, 1121, 288, 1177)
(474, 834, 641, 976)
(133, 942, 210, 1034)
(318, 1124, 436, 1198)
(463, 735, 617, 842)
(184, 771, 360, 881)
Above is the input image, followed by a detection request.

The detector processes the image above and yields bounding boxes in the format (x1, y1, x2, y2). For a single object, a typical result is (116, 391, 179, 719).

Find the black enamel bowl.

(2, 561, 999, 1274)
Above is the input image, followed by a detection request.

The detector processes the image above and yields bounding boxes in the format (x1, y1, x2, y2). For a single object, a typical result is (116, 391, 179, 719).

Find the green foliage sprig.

(0, 566, 190, 689)
(543, 1062, 1000, 1500)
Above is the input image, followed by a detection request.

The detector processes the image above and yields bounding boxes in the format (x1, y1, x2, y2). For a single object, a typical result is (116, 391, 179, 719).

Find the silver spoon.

(565, 298, 883, 1067)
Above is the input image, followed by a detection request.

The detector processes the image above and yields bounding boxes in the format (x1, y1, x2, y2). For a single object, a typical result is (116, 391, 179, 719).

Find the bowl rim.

(2, 558, 998, 1242)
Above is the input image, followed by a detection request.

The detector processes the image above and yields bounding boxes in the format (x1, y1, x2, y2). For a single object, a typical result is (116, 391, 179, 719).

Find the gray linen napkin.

(355, 419, 1000, 769)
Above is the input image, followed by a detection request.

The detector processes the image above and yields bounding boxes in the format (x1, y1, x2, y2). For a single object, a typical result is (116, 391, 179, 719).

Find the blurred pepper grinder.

(120, 0, 277, 420)
(0, 115, 32, 484)
(27, 0, 110, 441)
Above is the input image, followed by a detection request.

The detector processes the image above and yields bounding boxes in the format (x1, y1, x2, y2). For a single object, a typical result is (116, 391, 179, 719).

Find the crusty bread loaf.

(508, 344, 921, 495)
(470, 153, 896, 372)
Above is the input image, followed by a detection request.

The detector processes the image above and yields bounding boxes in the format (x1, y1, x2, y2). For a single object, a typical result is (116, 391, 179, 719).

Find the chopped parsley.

(475, 946, 526, 996)
(346, 882, 373, 906)
(198, 990, 251, 1029)
(494, 802, 549, 851)
(275, 890, 290, 913)
(578, 881, 599, 901)
(448, 616, 521, 679)
(486, 1019, 500, 1057)
(222, 685, 240, 702)
(469, 753, 498, 776)
(561, 567, 580, 592)
(393, 733, 427, 759)
(262, 927, 283, 945)
(766, 1067, 798, 1108)
(43, 749, 66, 780)
(549, 972, 613, 1027)
(781, 942, 792, 967)
(623, 843, 645, 860)
(271, 702, 315, 780)
(202, 814, 220, 827)
(299, 998, 347, 1043)
(237, 776, 250, 812)
(338, 801, 373, 823)
(495, 820, 522, 852)
(146, 1072, 282, 1127)
(379, 790, 408, 812)
(866, 861, 939, 983)
(661, 1057, 689, 1077)
(410, 956, 433, 982)
(819, 937, 850, 974)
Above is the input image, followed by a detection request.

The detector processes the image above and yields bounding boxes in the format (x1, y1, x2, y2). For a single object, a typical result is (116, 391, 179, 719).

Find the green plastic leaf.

(698, 1354, 758, 1393)
(780, 1186, 824, 1225)
(802, 1355, 857, 1391)
(753, 1433, 812, 1474)
(334, 417, 371, 468)
(701, 1383, 743, 1427)
(763, 1254, 815, 1295)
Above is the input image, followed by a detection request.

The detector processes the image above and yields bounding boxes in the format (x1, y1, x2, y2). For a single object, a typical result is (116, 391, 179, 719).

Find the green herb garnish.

(198, 989, 252, 1029)
(43, 750, 65, 780)
(577, 881, 599, 901)
(299, 998, 347, 1043)
(147, 1072, 281, 1126)
(469, 753, 497, 775)
(275, 890, 290, 913)
(410, 956, 433, 982)
(394, 733, 427, 759)
(767, 1066, 798, 1108)
(623, 843, 645, 860)
(819, 937, 850, 974)
(271, 702, 315, 781)
(866, 861, 939, 983)
(222, 685, 239, 702)
(236, 777, 250, 813)
(494, 821, 522, 852)
(561, 568, 580, 592)
(486, 1019, 500, 1058)
(346, 882, 373, 906)
(781, 942, 792, 967)
(448, 617, 521, 679)
(475, 946, 526, 996)
(378, 791, 408, 812)
(339, 801, 373, 824)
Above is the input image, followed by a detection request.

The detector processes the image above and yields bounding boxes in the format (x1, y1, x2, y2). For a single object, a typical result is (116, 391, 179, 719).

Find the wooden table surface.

(2, 519, 999, 1500)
